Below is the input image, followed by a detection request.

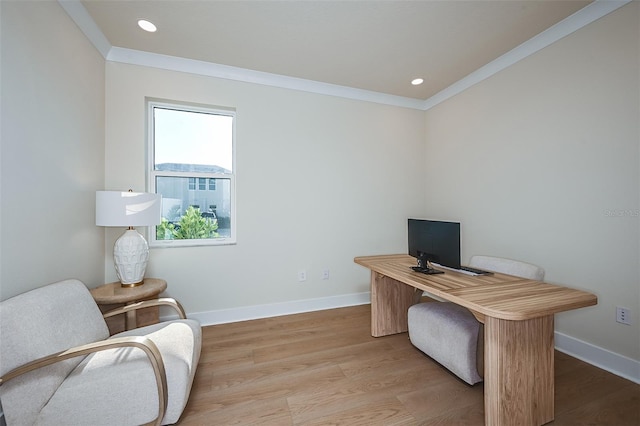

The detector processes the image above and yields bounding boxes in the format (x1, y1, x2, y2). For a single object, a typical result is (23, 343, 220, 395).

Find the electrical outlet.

(616, 307, 631, 325)
(298, 270, 307, 282)
(322, 269, 330, 280)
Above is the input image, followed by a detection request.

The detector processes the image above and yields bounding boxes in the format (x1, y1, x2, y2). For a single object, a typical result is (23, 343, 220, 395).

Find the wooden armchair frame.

(103, 297, 187, 321)
(0, 297, 187, 426)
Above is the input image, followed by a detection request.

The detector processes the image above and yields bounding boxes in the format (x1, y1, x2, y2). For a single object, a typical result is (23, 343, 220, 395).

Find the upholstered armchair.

(0, 279, 201, 425)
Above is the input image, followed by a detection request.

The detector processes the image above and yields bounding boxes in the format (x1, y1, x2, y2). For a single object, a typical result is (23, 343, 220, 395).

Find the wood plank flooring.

(179, 304, 639, 425)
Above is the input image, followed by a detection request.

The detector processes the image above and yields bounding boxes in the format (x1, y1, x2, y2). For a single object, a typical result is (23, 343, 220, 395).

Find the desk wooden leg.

(370, 272, 422, 337)
(484, 315, 555, 426)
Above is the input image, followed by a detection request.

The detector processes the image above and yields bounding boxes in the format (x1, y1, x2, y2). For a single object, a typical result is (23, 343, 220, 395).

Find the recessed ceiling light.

(138, 19, 157, 33)
(411, 78, 424, 86)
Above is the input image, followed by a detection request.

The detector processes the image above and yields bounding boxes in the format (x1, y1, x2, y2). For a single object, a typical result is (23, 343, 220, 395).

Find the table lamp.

(96, 190, 162, 287)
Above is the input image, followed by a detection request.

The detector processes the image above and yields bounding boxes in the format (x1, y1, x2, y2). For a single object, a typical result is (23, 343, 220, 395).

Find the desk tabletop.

(355, 254, 597, 320)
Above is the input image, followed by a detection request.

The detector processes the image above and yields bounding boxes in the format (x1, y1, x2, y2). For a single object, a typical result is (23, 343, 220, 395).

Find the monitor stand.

(411, 266, 444, 275)
(411, 258, 444, 275)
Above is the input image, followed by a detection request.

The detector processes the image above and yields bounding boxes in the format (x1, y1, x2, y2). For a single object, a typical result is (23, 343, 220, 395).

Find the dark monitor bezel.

(407, 219, 461, 270)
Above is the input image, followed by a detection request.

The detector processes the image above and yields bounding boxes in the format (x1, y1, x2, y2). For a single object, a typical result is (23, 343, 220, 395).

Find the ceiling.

(80, 0, 593, 101)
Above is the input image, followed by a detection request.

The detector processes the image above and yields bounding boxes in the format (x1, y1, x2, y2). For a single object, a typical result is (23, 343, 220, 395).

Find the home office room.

(1, 1, 638, 425)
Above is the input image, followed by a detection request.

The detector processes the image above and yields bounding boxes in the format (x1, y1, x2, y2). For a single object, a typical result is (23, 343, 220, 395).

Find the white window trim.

(146, 99, 237, 247)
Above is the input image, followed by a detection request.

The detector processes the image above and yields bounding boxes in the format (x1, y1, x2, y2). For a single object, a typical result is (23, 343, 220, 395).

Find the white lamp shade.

(96, 191, 162, 227)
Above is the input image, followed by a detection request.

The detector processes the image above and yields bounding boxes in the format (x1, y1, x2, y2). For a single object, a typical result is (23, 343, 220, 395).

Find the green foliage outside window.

(156, 206, 219, 240)
(156, 218, 175, 240)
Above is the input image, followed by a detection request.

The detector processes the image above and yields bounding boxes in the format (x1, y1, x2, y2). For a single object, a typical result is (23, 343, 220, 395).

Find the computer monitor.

(408, 219, 461, 273)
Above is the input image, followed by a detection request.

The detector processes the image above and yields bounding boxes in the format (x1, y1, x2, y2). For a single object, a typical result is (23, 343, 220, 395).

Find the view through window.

(148, 101, 235, 246)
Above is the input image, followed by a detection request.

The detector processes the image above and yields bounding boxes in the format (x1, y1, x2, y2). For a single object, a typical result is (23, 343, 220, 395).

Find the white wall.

(423, 3, 639, 361)
(104, 62, 426, 315)
(0, 1, 106, 299)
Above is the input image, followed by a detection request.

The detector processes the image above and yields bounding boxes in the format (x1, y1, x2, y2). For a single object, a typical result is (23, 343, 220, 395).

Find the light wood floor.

(179, 304, 639, 425)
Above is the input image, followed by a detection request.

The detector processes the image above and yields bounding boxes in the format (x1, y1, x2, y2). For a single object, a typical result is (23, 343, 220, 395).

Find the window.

(148, 100, 235, 246)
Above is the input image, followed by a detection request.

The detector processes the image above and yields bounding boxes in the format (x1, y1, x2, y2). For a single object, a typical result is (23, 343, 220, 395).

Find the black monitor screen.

(408, 219, 461, 269)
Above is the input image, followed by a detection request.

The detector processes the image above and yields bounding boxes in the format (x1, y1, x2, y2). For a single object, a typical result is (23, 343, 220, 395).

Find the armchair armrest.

(103, 297, 187, 320)
(0, 336, 168, 426)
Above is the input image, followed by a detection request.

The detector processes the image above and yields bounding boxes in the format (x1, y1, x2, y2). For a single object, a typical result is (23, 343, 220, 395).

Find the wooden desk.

(354, 254, 597, 426)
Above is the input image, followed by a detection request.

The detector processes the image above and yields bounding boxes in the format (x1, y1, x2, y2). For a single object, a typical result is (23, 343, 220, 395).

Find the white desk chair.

(407, 255, 545, 385)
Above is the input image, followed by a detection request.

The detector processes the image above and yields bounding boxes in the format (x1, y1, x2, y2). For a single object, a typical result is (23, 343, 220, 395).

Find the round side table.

(90, 278, 167, 333)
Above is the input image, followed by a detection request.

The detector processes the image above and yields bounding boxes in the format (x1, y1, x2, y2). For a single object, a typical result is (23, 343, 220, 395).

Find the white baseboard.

(173, 293, 640, 384)
(188, 292, 371, 326)
(555, 331, 640, 384)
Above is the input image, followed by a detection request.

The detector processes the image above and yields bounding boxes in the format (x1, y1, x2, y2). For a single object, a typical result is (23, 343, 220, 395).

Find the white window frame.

(147, 99, 236, 247)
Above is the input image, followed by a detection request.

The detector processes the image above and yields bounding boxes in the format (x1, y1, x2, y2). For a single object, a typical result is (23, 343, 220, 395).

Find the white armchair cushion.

(115, 320, 201, 425)
(38, 320, 201, 425)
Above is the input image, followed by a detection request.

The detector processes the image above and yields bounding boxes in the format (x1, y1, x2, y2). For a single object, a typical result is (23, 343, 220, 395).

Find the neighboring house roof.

(156, 163, 231, 174)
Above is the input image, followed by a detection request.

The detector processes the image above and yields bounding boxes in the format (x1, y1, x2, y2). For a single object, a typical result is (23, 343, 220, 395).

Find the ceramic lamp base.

(113, 229, 149, 286)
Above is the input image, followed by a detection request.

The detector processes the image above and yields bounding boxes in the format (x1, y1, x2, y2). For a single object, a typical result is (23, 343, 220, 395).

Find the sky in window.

(154, 108, 233, 172)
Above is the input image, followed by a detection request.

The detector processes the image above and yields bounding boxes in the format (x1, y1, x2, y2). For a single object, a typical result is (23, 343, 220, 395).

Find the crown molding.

(59, 0, 631, 111)
(106, 47, 426, 110)
(58, 0, 111, 58)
